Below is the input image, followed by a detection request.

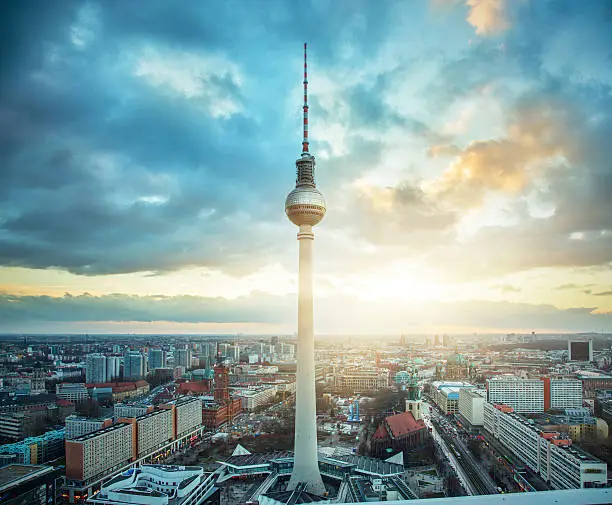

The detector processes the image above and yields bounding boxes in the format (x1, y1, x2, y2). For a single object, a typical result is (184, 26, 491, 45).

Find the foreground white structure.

(87, 465, 216, 505)
(284, 43, 326, 495)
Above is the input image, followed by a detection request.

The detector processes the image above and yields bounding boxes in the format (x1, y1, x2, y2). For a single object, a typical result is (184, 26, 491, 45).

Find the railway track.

(432, 418, 497, 495)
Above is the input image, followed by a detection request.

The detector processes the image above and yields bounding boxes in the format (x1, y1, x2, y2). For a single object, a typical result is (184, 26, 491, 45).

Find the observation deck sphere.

(285, 186, 326, 226)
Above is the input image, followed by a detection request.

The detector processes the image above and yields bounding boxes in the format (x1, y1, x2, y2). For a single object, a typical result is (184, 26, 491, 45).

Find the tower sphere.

(285, 186, 326, 226)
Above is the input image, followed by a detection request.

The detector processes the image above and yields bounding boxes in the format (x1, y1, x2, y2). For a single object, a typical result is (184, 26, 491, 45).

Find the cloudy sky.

(2, 0, 612, 335)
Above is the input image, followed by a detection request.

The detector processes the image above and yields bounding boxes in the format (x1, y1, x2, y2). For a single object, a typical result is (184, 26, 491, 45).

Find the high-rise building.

(65, 423, 134, 486)
(65, 415, 113, 440)
(487, 377, 583, 413)
(124, 351, 145, 381)
(487, 377, 545, 413)
(172, 397, 202, 439)
(106, 356, 121, 381)
(568, 339, 593, 362)
(85, 354, 107, 384)
(484, 402, 606, 489)
(458, 388, 486, 427)
(232, 344, 240, 362)
(175, 348, 192, 369)
(284, 43, 326, 495)
(148, 348, 166, 370)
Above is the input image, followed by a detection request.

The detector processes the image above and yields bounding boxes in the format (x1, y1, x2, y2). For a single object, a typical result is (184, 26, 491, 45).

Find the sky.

(2, 0, 612, 335)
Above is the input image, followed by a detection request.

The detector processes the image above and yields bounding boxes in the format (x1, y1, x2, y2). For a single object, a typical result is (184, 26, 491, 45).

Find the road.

(422, 403, 474, 495)
(424, 402, 498, 496)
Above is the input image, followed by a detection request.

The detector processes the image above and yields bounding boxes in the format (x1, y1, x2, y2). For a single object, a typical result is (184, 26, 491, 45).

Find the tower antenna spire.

(302, 42, 309, 155)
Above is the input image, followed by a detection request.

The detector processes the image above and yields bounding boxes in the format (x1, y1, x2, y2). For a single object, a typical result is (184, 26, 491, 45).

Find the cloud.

(595, 291, 612, 297)
(495, 284, 521, 293)
(466, 0, 512, 36)
(1, 291, 611, 334)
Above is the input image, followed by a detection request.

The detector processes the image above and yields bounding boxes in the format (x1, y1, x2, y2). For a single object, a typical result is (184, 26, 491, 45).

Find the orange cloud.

(466, 0, 511, 36)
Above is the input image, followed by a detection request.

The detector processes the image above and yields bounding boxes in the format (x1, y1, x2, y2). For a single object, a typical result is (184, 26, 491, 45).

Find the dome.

(285, 186, 326, 226)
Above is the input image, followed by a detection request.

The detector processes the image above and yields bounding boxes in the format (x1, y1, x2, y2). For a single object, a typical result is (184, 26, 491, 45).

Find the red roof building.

(371, 411, 428, 459)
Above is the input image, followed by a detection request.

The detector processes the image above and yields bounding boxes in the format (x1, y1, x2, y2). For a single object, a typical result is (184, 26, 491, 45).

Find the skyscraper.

(106, 356, 121, 381)
(148, 348, 166, 369)
(284, 43, 326, 495)
(124, 351, 145, 381)
(175, 348, 192, 369)
(85, 353, 107, 384)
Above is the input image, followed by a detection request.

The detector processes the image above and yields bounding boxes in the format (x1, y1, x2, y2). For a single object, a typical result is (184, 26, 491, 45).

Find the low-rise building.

(56, 383, 90, 402)
(0, 464, 63, 505)
(0, 429, 65, 464)
(371, 411, 428, 459)
(237, 385, 278, 411)
(431, 381, 475, 415)
(335, 368, 390, 393)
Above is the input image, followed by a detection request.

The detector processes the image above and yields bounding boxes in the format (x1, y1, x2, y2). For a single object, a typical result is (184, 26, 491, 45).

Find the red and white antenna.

(302, 42, 309, 155)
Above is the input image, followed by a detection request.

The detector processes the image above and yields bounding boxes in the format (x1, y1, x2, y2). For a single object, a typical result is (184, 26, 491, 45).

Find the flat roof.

(0, 464, 55, 490)
(71, 422, 131, 442)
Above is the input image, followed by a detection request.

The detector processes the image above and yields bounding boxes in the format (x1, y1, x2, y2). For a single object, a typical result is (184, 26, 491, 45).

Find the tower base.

(287, 472, 326, 497)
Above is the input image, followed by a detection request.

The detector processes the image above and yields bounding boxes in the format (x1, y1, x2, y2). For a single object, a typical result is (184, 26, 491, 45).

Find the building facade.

(484, 402, 606, 489)
(65, 423, 134, 486)
(458, 388, 486, 427)
(123, 351, 145, 381)
(113, 402, 152, 421)
(148, 348, 166, 370)
(173, 397, 202, 438)
(131, 409, 174, 458)
(487, 377, 545, 413)
(105, 357, 121, 382)
(85, 354, 107, 384)
(56, 383, 90, 402)
(336, 369, 390, 393)
(65, 416, 113, 440)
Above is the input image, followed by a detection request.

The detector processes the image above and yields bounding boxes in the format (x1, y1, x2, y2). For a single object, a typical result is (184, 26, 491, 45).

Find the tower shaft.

(288, 224, 325, 495)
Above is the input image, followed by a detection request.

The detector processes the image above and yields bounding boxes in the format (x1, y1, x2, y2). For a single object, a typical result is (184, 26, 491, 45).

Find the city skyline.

(2, 0, 612, 334)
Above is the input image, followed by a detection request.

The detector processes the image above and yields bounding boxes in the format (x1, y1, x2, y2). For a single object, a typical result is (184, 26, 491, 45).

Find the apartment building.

(85, 354, 107, 384)
(133, 409, 174, 458)
(549, 378, 583, 410)
(484, 402, 606, 489)
(487, 376, 583, 413)
(458, 388, 486, 428)
(173, 397, 202, 438)
(65, 423, 134, 486)
(487, 377, 544, 413)
(113, 403, 152, 421)
(65, 416, 113, 440)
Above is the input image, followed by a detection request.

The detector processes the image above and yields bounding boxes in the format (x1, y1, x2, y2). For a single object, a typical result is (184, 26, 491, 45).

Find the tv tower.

(285, 43, 326, 495)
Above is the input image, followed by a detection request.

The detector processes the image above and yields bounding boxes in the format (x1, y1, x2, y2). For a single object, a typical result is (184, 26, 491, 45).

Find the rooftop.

(71, 422, 131, 442)
(0, 464, 55, 490)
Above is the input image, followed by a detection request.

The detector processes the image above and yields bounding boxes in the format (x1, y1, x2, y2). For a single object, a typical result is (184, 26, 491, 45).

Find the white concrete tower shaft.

(284, 43, 326, 496)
